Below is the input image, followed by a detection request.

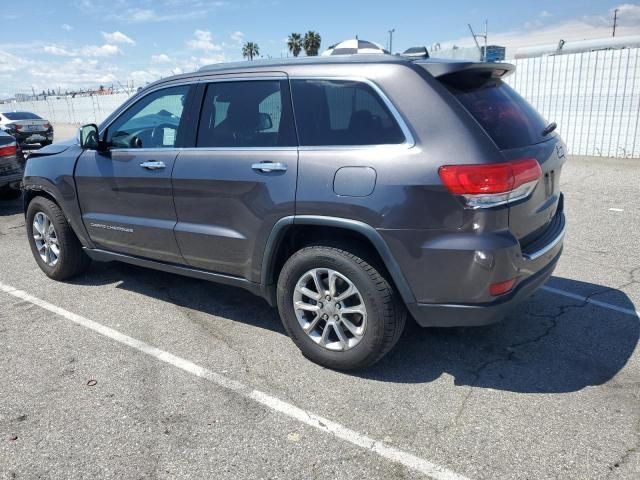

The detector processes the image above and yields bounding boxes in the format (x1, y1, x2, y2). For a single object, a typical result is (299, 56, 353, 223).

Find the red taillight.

(439, 159, 542, 195)
(0, 144, 17, 156)
(13, 124, 23, 130)
(489, 278, 516, 296)
(43, 122, 51, 130)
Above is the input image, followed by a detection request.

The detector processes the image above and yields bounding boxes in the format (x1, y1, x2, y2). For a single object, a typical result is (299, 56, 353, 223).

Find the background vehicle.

(0, 130, 22, 199)
(0, 111, 54, 146)
(21, 55, 566, 370)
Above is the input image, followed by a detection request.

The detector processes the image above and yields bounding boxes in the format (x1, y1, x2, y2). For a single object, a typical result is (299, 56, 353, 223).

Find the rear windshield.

(445, 79, 549, 150)
(2, 111, 42, 120)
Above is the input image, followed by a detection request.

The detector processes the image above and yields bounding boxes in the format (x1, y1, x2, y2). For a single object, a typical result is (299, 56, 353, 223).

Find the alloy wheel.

(293, 268, 367, 351)
(32, 211, 60, 267)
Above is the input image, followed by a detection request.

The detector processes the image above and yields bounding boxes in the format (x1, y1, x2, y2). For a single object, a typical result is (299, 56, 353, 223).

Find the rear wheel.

(277, 245, 405, 370)
(26, 197, 90, 280)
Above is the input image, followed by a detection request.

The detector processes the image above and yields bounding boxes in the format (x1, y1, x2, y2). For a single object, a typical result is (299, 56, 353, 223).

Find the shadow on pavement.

(69, 262, 638, 394)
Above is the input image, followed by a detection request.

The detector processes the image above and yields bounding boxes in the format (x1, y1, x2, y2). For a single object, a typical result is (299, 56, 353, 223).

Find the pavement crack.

(607, 414, 640, 476)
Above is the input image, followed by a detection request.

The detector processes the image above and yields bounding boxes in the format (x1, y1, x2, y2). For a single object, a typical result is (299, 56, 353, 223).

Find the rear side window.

(196, 80, 296, 148)
(2, 111, 42, 120)
(446, 79, 549, 150)
(290, 79, 406, 146)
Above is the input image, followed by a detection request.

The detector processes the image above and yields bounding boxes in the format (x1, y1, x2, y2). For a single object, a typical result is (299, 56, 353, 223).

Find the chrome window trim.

(290, 76, 416, 150)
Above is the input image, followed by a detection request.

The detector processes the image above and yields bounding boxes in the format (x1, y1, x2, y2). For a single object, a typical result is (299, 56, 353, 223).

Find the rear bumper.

(10, 131, 53, 144)
(407, 248, 561, 327)
(381, 207, 566, 327)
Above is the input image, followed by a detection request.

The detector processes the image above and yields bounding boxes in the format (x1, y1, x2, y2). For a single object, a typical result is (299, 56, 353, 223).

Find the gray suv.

(22, 55, 566, 370)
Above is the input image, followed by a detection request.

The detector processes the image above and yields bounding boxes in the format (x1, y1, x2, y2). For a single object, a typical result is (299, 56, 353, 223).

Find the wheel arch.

(260, 215, 416, 306)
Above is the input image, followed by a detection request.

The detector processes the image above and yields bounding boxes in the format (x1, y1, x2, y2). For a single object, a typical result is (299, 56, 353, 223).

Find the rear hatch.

(424, 61, 565, 244)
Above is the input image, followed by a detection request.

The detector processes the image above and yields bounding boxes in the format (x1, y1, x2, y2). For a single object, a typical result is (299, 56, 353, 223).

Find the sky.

(1, 0, 639, 98)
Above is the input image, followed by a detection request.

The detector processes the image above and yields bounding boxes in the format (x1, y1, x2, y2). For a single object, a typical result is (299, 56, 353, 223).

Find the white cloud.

(61, 24, 73, 31)
(187, 30, 223, 51)
(230, 31, 244, 43)
(44, 43, 122, 58)
(44, 45, 75, 56)
(610, 3, 640, 26)
(102, 31, 135, 45)
(79, 44, 122, 57)
(151, 53, 172, 63)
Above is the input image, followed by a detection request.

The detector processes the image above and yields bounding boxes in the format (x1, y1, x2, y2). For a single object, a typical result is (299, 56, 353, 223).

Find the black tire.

(26, 196, 90, 280)
(277, 245, 406, 370)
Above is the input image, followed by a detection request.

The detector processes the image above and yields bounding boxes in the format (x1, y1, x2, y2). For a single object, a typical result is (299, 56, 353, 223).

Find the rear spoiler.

(414, 60, 515, 79)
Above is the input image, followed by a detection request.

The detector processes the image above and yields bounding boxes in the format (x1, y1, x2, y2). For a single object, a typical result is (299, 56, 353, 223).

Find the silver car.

(0, 111, 54, 146)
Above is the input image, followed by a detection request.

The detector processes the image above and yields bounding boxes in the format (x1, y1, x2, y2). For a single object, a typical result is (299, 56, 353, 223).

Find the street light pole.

(388, 28, 395, 54)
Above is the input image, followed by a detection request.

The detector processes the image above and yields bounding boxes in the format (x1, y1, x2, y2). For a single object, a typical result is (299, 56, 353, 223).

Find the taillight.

(11, 124, 23, 130)
(0, 144, 17, 156)
(43, 122, 51, 130)
(438, 158, 542, 208)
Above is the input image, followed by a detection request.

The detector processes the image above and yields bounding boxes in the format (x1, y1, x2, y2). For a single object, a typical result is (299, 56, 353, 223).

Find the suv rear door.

(171, 74, 298, 281)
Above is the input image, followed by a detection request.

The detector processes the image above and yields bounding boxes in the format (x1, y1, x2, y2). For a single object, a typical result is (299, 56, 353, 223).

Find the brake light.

(0, 144, 17, 156)
(12, 124, 23, 130)
(43, 122, 51, 130)
(439, 159, 542, 208)
(489, 278, 516, 296)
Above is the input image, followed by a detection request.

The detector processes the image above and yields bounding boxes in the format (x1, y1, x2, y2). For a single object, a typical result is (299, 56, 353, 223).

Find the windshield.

(2, 111, 42, 120)
(446, 79, 550, 150)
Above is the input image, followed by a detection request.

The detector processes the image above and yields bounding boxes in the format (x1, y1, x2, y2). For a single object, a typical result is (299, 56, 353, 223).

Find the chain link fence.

(506, 47, 640, 158)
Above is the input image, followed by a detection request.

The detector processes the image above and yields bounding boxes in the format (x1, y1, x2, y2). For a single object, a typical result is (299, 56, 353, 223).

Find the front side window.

(108, 85, 189, 149)
(290, 79, 406, 146)
(196, 80, 295, 148)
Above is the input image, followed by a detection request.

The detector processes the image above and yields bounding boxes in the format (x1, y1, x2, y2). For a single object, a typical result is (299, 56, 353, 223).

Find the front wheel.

(277, 245, 406, 370)
(26, 197, 90, 280)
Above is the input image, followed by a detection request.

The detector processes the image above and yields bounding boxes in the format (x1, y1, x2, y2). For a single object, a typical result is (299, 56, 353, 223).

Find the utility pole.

(468, 22, 488, 61)
(388, 28, 395, 54)
(613, 8, 619, 37)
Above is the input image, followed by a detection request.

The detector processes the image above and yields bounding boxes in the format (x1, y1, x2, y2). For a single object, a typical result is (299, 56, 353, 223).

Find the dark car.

(0, 130, 23, 198)
(22, 55, 565, 369)
(0, 111, 54, 146)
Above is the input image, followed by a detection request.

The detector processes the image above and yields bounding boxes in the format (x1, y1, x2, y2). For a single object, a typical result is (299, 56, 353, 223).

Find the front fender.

(23, 145, 94, 248)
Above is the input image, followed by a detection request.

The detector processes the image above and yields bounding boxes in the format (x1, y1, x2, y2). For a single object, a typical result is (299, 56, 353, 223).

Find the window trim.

(290, 76, 415, 150)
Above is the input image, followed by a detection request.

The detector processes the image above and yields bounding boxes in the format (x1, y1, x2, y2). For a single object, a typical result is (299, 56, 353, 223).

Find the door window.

(196, 80, 296, 148)
(290, 79, 406, 146)
(108, 85, 190, 149)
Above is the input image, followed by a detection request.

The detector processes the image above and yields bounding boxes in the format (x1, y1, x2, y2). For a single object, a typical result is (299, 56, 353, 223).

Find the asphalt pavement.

(0, 155, 638, 479)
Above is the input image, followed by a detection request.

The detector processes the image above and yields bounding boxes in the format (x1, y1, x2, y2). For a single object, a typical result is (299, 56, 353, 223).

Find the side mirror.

(79, 124, 108, 152)
(256, 112, 273, 131)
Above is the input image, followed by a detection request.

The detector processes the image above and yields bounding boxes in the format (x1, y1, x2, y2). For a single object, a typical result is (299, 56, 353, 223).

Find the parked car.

(22, 55, 566, 369)
(0, 111, 54, 146)
(0, 130, 23, 198)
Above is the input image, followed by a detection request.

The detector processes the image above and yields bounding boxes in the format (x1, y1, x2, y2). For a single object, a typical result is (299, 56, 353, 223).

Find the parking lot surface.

(1, 155, 638, 479)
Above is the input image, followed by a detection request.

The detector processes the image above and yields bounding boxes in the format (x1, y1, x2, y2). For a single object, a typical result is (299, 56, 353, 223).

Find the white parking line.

(541, 285, 640, 318)
(0, 281, 469, 480)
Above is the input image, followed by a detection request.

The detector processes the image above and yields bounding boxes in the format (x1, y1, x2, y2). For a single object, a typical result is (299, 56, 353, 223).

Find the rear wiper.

(542, 122, 557, 136)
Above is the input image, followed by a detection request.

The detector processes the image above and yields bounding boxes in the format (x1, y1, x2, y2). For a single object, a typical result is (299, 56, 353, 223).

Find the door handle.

(251, 162, 287, 173)
(140, 161, 166, 170)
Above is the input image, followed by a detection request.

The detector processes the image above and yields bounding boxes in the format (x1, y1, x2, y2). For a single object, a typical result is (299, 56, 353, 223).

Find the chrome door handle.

(140, 161, 166, 170)
(251, 162, 287, 173)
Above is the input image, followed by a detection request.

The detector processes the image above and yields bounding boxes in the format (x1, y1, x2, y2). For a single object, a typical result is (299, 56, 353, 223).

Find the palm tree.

(303, 31, 322, 56)
(242, 41, 260, 61)
(287, 33, 302, 57)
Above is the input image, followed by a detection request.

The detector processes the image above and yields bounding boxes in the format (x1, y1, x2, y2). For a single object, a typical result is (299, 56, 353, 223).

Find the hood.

(27, 137, 76, 158)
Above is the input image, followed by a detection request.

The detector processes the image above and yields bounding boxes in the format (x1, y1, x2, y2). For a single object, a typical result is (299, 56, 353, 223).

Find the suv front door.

(75, 84, 195, 263)
(171, 76, 298, 281)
